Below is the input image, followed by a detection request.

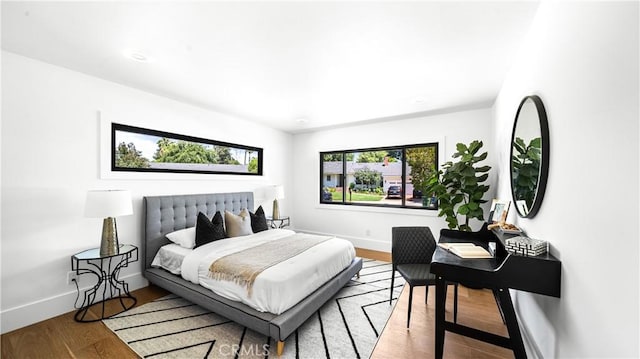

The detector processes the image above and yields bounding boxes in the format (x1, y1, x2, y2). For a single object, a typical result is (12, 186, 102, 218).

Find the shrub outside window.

(320, 143, 438, 209)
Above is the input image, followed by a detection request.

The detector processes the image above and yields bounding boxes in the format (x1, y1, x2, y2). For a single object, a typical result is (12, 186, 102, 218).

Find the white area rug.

(103, 260, 404, 358)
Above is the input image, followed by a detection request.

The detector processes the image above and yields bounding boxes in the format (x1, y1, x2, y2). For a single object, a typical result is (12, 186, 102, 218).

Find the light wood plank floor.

(372, 284, 513, 359)
(1, 250, 513, 358)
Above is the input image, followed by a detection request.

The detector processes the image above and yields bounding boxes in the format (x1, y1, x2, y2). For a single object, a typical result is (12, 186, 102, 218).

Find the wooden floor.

(1, 285, 169, 359)
(1, 250, 514, 359)
(372, 284, 513, 359)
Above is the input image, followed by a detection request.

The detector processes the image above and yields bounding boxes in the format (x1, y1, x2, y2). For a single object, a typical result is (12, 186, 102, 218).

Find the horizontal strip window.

(111, 123, 263, 175)
(320, 143, 438, 210)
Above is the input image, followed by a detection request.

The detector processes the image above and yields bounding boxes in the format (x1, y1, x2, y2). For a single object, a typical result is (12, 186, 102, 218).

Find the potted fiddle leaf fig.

(425, 140, 491, 231)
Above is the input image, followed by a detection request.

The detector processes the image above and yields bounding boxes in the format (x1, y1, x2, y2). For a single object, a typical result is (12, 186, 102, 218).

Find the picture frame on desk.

(489, 199, 511, 223)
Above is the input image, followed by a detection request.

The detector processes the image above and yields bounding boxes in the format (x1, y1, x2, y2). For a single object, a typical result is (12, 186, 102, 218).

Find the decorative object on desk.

(488, 242, 497, 256)
(271, 184, 285, 219)
(489, 199, 511, 223)
(488, 221, 522, 235)
(505, 236, 548, 256)
(84, 190, 133, 256)
(425, 140, 491, 231)
(509, 95, 550, 218)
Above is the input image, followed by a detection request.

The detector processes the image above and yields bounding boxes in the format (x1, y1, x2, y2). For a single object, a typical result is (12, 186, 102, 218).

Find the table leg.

(74, 256, 136, 322)
(493, 289, 506, 324)
(435, 276, 447, 359)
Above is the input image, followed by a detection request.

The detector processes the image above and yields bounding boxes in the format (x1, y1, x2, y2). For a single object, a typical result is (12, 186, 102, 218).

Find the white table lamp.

(272, 185, 285, 220)
(85, 190, 133, 256)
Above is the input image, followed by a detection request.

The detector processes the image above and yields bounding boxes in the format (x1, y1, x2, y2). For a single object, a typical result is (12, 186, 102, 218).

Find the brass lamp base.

(100, 217, 120, 256)
(272, 199, 280, 220)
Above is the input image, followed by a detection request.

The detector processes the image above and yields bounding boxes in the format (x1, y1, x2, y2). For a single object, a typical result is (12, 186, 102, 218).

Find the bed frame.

(143, 192, 362, 356)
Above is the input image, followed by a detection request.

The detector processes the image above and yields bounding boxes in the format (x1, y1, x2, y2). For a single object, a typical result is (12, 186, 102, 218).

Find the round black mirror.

(510, 95, 549, 218)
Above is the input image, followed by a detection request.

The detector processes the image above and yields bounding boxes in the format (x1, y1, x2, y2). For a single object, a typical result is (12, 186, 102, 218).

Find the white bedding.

(150, 243, 192, 274)
(181, 229, 356, 314)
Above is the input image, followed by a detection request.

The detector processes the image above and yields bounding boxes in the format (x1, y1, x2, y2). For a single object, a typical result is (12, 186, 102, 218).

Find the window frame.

(111, 123, 263, 176)
(319, 142, 439, 210)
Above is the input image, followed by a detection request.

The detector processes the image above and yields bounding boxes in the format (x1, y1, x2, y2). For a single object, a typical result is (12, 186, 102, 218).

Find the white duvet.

(181, 229, 356, 314)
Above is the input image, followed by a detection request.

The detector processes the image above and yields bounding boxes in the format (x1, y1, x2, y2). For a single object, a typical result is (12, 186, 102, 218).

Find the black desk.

(430, 226, 561, 359)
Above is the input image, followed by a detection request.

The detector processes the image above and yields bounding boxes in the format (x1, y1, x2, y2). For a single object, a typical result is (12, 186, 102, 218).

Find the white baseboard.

(520, 320, 543, 359)
(0, 272, 147, 334)
(294, 228, 390, 253)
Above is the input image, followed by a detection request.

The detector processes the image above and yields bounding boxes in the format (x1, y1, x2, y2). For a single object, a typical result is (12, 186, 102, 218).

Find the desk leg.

(435, 276, 447, 359)
(496, 288, 527, 359)
(493, 289, 506, 324)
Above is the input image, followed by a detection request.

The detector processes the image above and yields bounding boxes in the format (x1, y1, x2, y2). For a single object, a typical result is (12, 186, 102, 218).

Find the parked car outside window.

(387, 185, 402, 199)
(413, 189, 423, 199)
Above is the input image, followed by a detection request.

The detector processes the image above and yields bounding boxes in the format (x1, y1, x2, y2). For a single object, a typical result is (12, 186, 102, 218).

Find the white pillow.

(165, 227, 196, 249)
(225, 209, 253, 238)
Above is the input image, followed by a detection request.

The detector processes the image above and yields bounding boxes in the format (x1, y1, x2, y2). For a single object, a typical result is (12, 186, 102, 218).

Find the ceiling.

(1, 1, 539, 133)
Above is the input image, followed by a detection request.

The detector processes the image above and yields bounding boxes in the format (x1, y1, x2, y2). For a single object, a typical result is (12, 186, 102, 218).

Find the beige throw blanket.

(208, 233, 331, 297)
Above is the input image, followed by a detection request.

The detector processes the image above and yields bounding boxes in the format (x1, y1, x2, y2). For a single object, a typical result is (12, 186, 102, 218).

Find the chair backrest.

(391, 226, 437, 265)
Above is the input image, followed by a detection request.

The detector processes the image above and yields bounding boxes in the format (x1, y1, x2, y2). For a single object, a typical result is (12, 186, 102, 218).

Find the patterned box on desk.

(505, 236, 548, 257)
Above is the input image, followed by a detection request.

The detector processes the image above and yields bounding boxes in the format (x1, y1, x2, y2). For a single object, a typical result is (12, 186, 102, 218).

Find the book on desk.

(437, 242, 493, 259)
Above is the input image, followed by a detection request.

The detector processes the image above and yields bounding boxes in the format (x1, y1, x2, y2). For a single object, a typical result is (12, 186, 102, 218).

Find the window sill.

(315, 203, 439, 217)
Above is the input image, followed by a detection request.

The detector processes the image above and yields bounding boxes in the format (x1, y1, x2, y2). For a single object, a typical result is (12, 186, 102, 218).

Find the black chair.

(390, 226, 458, 328)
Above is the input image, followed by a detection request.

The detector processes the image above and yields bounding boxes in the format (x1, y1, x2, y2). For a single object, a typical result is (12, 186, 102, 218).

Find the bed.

(143, 192, 363, 356)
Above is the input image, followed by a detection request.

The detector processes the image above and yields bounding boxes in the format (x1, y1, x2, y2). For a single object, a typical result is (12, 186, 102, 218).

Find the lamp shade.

(273, 185, 285, 200)
(84, 190, 133, 218)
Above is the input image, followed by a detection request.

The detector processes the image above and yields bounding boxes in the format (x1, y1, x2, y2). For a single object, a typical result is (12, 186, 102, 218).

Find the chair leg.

(389, 270, 395, 305)
(407, 285, 414, 328)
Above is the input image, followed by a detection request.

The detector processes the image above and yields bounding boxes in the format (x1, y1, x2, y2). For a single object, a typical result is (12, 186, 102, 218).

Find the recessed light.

(123, 50, 149, 62)
(295, 118, 309, 124)
(130, 53, 147, 61)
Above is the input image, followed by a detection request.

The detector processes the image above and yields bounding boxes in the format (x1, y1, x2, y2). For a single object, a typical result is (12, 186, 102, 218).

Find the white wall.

(492, 2, 638, 358)
(0, 51, 293, 333)
(291, 108, 494, 251)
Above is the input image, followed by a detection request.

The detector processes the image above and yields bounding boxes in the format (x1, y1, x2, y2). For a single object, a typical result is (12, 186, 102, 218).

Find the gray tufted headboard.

(143, 192, 254, 269)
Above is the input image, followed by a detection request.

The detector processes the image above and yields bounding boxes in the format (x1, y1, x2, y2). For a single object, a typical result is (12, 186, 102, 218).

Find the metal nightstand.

(71, 244, 138, 322)
(267, 216, 290, 229)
